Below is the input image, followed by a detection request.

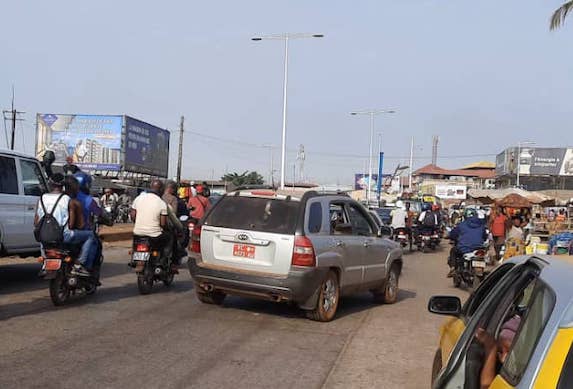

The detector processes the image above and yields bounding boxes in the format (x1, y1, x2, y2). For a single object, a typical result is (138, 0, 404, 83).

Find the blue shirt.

(77, 191, 103, 230)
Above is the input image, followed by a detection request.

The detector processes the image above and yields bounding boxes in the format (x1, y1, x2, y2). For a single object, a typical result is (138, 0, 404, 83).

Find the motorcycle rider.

(447, 209, 488, 277)
(131, 180, 175, 265)
(101, 188, 118, 220)
(35, 173, 95, 277)
(390, 201, 409, 242)
(417, 202, 438, 236)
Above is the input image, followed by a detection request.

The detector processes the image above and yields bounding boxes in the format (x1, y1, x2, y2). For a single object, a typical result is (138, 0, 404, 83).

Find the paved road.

(0, 242, 467, 389)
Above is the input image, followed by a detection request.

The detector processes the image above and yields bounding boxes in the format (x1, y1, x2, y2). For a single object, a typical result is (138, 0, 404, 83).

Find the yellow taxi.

(428, 255, 573, 388)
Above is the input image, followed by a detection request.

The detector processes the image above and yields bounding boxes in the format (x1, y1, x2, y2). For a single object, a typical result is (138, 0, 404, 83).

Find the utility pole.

(176, 115, 184, 182)
(2, 86, 25, 150)
(297, 144, 305, 183)
(409, 137, 414, 191)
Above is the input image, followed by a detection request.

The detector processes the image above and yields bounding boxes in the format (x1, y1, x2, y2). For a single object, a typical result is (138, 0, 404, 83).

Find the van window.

(347, 204, 373, 236)
(20, 159, 47, 196)
(204, 196, 299, 234)
(0, 156, 18, 194)
(307, 202, 322, 233)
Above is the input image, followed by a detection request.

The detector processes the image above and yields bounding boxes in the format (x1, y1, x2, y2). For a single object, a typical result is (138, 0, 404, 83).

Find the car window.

(0, 156, 19, 195)
(463, 263, 515, 318)
(307, 202, 322, 234)
(501, 282, 556, 385)
(20, 159, 47, 196)
(330, 203, 349, 234)
(204, 196, 299, 234)
(558, 343, 573, 389)
(347, 204, 373, 236)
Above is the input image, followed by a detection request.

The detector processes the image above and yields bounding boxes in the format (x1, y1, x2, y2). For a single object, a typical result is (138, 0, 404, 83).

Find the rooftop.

(461, 161, 496, 170)
(414, 164, 496, 179)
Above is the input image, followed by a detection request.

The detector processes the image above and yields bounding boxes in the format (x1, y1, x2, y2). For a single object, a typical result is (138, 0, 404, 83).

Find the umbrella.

(496, 193, 532, 208)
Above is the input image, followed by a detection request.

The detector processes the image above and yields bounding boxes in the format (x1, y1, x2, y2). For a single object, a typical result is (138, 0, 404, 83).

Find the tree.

(550, 1, 573, 30)
(222, 171, 265, 187)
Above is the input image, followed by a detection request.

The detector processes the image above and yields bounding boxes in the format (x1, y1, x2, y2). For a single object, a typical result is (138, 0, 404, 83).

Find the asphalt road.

(0, 242, 467, 389)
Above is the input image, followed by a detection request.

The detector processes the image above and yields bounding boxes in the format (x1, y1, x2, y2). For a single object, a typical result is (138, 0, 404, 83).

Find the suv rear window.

(205, 196, 300, 234)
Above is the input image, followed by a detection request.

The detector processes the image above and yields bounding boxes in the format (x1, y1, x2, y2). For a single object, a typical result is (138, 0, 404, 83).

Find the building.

(412, 162, 496, 200)
(495, 147, 573, 190)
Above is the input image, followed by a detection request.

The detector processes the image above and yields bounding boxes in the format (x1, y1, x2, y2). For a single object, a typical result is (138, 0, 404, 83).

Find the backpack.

(34, 194, 67, 244)
(423, 211, 436, 227)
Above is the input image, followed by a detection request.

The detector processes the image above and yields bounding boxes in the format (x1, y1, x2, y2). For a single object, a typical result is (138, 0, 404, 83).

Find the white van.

(0, 148, 49, 257)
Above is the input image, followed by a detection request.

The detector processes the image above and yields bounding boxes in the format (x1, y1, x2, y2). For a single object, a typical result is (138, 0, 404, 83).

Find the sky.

(1, 1, 572, 185)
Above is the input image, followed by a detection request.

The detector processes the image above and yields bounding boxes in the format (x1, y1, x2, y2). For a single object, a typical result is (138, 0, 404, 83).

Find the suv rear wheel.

(306, 270, 339, 322)
(195, 288, 226, 305)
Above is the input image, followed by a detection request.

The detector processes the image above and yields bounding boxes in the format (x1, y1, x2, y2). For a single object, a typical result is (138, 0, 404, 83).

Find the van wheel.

(306, 270, 339, 322)
(372, 264, 400, 304)
(431, 349, 442, 385)
(195, 288, 226, 305)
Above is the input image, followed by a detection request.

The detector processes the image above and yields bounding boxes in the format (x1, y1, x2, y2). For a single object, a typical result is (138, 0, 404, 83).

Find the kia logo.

(237, 234, 249, 241)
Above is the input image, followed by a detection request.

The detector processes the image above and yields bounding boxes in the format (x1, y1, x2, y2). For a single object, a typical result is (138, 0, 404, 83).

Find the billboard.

(355, 174, 379, 190)
(124, 116, 170, 177)
(435, 185, 467, 200)
(496, 147, 573, 177)
(36, 114, 123, 171)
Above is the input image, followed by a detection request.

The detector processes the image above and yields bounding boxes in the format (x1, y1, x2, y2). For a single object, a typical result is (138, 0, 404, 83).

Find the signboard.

(354, 174, 378, 190)
(124, 116, 170, 177)
(435, 185, 467, 200)
(36, 114, 123, 171)
(497, 147, 573, 177)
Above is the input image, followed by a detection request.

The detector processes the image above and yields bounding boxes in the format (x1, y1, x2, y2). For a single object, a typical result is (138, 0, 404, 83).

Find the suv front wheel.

(306, 270, 340, 322)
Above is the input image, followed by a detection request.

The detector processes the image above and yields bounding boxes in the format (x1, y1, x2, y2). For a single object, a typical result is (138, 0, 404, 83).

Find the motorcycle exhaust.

(154, 267, 163, 276)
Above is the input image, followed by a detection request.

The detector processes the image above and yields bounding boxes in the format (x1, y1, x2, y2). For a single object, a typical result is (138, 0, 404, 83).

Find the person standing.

(490, 207, 508, 261)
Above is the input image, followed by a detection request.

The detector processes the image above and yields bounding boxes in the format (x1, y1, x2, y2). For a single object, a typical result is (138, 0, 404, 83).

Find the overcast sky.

(1, 1, 572, 184)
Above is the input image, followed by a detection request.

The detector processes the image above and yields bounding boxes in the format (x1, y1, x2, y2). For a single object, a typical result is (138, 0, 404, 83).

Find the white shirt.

(507, 226, 524, 241)
(132, 192, 168, 237)
(36, 193, 71, 234)
(390, 208, 407, 229)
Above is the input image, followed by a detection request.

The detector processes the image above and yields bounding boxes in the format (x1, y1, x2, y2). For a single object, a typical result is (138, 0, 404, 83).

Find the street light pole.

(351, 109, 395, 205)
(252, 33, 324, 189)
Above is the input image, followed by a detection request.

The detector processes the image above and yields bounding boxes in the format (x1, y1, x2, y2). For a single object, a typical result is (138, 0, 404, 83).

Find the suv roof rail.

(232, 185, 275, 192)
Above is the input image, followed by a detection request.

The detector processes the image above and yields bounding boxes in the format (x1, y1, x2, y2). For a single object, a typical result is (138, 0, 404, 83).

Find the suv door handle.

(363, 241, 371, 248)
(335, 240, 346, 248)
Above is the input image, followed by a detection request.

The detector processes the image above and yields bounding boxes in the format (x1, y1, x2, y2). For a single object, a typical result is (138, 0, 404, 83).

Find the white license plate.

(472, 260, 486, 268)
(132, 252, 150, 261)
(398, 235, 407, 239)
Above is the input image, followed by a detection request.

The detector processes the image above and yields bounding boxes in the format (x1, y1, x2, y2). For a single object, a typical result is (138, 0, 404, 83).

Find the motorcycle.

(393, 227, 412, 251)
(452, 245, 489, 289)
(130, 233, 179, 295)
(116, 204, 131, 223)
(416, 228, 438, 253)
(39, 237, 103, 306)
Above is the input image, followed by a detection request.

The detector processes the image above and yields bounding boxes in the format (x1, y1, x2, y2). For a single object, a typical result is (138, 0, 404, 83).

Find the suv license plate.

(233, 244, 256, 259)
(473, 260, 486, 268)
(398, 234, 406, 239)
(133, 252, 150, 261)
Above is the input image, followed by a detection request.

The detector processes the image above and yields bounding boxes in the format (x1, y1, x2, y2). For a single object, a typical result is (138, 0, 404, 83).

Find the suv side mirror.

(379, 226, 392, 237)
(428, 296, 462, 316)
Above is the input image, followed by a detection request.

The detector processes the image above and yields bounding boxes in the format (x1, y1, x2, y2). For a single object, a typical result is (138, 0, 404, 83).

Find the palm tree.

(550, 1, 573, 30)
(221, 171, 265, 187)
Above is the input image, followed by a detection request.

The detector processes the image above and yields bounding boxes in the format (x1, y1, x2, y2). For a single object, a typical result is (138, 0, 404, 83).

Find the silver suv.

(188, 188, 403, 321)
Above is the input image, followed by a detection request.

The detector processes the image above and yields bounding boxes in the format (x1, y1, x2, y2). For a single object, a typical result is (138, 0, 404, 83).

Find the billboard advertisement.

(124, 116, 170, 177)
(36, 114, 123, 171)
(355, 174, 378, 190)
(435, 185, 467, 200)
(496, 147, 573, 177)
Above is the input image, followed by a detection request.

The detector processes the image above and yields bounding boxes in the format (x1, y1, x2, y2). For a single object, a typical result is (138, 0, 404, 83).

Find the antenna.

(431, 135, 439, 166)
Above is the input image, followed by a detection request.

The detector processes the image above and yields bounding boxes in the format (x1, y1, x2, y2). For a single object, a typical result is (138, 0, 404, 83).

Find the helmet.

(395, 200, 404, 209)
(421, 202, 432, 212)
(464, 208, 477, 219)
(74, 172, 92, 192)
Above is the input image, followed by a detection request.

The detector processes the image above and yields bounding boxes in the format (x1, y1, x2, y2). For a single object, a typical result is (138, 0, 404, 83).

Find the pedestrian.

(507, 216, 524, 241)
(490, 207, 507, 261)
(188, 185, 211, 221)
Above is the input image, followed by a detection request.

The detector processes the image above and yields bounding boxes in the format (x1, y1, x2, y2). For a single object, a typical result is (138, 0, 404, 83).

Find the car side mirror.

(379, 226, 392, 237)
(334, 222, 353, 234)
(428, 296, 462, 316)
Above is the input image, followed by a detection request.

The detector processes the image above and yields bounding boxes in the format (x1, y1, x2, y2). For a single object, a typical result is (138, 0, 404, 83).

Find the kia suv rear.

(188, 188, 403, 322)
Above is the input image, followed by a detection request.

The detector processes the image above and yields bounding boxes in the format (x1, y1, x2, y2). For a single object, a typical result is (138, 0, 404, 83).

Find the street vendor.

(507, 216, 525, 241)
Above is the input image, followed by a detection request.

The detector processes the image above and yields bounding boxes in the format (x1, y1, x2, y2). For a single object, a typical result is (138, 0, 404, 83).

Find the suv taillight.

(292, 236, 316, 267)
(191, 224, 202, 253)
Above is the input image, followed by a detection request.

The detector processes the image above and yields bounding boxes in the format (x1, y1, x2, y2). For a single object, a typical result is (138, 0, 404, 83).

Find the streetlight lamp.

(252, 33, 324, 190)
(516, 141, 535, 188)
(350, 109, 395, 204)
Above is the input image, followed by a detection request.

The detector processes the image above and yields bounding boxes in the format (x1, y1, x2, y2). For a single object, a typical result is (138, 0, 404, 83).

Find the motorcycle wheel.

(453, 274, 462, 288)
(163, 271, 175, 287)
(137, 271, 154, 295)
(49, 273, 70, 306)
